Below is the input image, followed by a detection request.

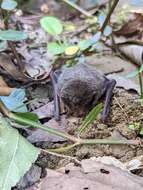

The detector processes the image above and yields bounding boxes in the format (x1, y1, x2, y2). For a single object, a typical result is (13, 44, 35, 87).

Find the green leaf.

(0, 41, 7, 51)
(91, 32, 101, 44)
(48, 42, 66, 55)
(128, 122, 143, 135)
(78, 103, 103, 135)
(13, 112, 39, 126)
(0, 30, 28, 41)
(1, 0, 17, 10)
(0, 118, 40, 190)
(40, 16, 63, 36)
(79, 39, 92, 51)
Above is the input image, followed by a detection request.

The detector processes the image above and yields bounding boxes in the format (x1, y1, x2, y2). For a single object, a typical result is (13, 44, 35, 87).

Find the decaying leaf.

(0, 118, 40, 190)
(0, 53, 28, 81)
(40, 157, 143, 190)
(118, 45, 143, 66)
(16, 165, 41, 190)
(0, 88, 28, 112)
(107, 74, 140, 93)
(18, 46, 53, 79)
(114, 13, 143, 38)
(27, 117, 68, 143)
(32, 101, 54, 119)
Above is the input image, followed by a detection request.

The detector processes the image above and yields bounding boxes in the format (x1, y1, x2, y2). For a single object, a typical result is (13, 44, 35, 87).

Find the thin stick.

(138, 72, 143, 99)
(100, 0, 119, 33)
(62, 0, 93, 17)
(41, 148, 81, 165)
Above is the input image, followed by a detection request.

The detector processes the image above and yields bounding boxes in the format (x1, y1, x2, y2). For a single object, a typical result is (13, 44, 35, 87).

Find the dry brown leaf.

(0, 76, 8, 87)
(27, 117, 68, 143)
(125, 155, 143, 171)
(40, 158, 143, 190)
(32, 101, 54, 119)
(18, 46, 53, 80)
(0, 87, 15, 96)
(114, 13, 143, 39)
(0, 54, 29, 82)
(107, 73, 140, 93)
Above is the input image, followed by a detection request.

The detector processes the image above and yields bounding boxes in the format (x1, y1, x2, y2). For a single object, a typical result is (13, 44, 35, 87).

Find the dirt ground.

(32, 87, 143, 173)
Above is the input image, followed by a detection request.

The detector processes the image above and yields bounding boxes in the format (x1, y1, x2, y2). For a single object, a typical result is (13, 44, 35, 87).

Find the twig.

(138, 72, 143, 99)
(47, 143, 79, 153)
(41, 148, 81, 165)
(62, 0, 93, 17)
(105, 68, 124, 75)
(100, 0, 119, 33)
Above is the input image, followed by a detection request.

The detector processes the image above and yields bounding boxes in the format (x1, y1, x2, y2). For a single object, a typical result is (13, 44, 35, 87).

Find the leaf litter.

(1, 0, 143, 189)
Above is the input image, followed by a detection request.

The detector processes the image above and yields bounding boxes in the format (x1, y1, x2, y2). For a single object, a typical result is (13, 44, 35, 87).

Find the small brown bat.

(50, 63, 116, 121)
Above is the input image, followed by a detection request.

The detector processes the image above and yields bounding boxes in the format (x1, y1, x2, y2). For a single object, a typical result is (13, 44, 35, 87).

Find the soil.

(29, 87, 143, 170)
(59, 89, 142, 163)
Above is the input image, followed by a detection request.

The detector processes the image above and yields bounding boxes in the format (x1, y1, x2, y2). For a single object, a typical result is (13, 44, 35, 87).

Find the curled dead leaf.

(0, 54, 29, 82)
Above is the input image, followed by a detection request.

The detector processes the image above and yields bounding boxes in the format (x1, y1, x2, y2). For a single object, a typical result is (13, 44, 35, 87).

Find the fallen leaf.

(27, 117, 68, 143)
(18, 47, 53, 79)
(0, 88, 28, 112)
(0, 118, 40, 190)
(107, 74, 140, 93)
(114, 13, 143, 38)
(32, 101, 54, 119)
(40, 157, 143, 190)
(118, 45, 143, 66)
(0, 53, 28, 81)
(125, 155, 143, 170)
(16, 165, 41, 190)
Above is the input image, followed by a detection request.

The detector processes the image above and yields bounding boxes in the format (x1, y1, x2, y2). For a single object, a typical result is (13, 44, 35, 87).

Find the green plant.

(40, 0, 118, 61)
(0, 0, 28, 43)
(78, 103, 103, 135)
(40, 16, 80, 56)
(128, 122, 143, 135)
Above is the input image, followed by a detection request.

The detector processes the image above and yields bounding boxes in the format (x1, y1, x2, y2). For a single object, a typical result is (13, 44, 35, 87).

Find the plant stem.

(9, 112, 78, 142)
(79, 138, 139, 145)
(138, 72, 143, 99)
(8, 112, 140, 147)
(62, 0, 93, 17)
(0, 101, 140, 149)
(100, 0, 119, 33)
